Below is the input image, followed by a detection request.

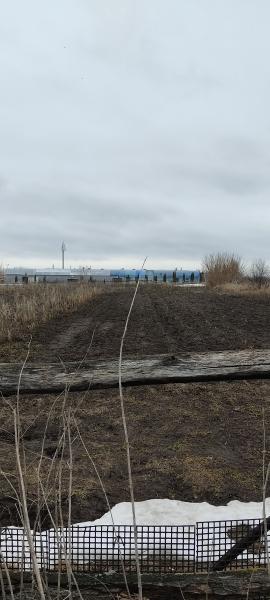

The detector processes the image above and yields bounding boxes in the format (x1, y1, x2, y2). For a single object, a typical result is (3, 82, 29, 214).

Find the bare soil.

(2, 284, 270, 363)
(0, 285, 270, 528)
(10, 585, 180, 599)
(0, 379, 269, 528)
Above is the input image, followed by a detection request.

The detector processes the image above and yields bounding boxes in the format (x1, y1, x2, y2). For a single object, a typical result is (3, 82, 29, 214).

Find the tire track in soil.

(125, 287, 173, 356)
(32, 286, 178, 362)
(32, 287, 133, 362)
(5, 284, 270, 363)
(147, 288, 185, 355)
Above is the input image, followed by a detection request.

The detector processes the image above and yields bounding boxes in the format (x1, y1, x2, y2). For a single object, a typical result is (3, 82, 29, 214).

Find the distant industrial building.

(3, 267, 201, 284)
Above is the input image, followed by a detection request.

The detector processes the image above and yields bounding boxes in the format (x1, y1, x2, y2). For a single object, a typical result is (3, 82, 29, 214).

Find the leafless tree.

(250, 259, 269, 288)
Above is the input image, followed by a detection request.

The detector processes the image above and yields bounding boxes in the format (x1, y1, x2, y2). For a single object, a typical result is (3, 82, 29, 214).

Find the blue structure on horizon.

(109, 269, 201, 283)
(4, 267, 201, 284)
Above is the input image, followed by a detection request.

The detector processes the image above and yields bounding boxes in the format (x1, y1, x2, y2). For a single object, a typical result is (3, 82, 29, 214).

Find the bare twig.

(262, 406, 270, 576)
(73, 417, 132, 599)
(118, 259, 147, 600)
(14, 408, 46, 600)
(67, 407, 73, 597)
(0, 565, 7, 600)
(0, 550, 15, 600)
(38, 478, 85, 600)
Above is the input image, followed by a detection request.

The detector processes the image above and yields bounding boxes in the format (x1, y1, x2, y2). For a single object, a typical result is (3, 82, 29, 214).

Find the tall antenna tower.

(61, 241, 66, 269)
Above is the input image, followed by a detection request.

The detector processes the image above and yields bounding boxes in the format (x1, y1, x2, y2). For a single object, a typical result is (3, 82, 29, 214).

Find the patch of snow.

(78, 498, 270, 527)
(1, 498, 269, 571)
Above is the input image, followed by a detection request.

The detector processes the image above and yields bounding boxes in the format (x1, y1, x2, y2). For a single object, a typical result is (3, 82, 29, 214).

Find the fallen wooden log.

(213, 517, 270, 571)
(7, 570, 270, 597)
(1, 348, 270, 395)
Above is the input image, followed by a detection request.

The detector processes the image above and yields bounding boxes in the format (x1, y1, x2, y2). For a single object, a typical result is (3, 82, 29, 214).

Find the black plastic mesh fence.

(0, 519, 268, 574)
(196, 519, 268, 571)
(0, 524, 195, 574)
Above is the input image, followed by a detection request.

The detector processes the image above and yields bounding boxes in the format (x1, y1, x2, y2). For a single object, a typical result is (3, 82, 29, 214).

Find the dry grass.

(216, 282, 270, 295)
(0, 283, 99, 343)
(203, 252, 243, 288)
(0, 264, 4, 284)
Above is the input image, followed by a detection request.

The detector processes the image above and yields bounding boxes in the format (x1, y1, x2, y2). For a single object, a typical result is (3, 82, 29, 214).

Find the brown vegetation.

(203, 252, 244, 288)
(250, 258, 269, 288)
(215, 282, 270, 295)
(0, 263, 4, 283)
(0, 283, 99, 343)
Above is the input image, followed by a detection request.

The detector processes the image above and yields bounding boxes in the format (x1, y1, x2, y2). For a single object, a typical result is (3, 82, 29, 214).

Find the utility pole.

(61, 241, 66, 269)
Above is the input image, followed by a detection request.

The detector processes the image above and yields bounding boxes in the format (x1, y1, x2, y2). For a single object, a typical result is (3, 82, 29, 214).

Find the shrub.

(202, 253, 244, 288)
(250, 259, 269, 289)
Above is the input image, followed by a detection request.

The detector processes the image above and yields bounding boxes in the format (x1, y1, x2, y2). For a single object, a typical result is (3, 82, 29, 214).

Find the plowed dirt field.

(2, 284, 270, 362)
(0, 284, 270, 528)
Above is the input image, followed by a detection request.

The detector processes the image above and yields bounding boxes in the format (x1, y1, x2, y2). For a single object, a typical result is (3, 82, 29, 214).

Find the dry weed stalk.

(67, 407, 73, 596)
(13, 408, 46, 599)
(262, 406, 270, 576)
(54, 336, 132, 597)
(73, 418, 131, 599)
(118, 260, 147, 600)
(0, 550, 15, 600)
(33, 331, 96, 538)
(203, 252, 243, 288)
(13, 339, 46, 600)
(0, 346, 71, 598)
(54, 390, 80, 599)
(38, 478, 86, 600)
(36, 409, 85, 600)
(0, 274, 150, 598)
(0, 565, 7, 600)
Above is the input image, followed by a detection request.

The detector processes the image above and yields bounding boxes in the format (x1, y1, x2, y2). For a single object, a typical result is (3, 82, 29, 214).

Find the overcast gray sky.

(1, 0, 270, 269)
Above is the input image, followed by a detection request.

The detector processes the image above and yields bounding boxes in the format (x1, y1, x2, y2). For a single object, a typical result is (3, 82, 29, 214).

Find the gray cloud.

(1, 0, 270, 269)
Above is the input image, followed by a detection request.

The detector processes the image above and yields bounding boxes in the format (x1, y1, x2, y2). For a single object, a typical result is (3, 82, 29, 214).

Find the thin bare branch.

(118, 258, 147, 600)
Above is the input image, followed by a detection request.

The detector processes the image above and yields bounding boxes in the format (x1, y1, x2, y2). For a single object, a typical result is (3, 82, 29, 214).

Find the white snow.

(79, 497, 270, 527)
(1, 498, 269, 571)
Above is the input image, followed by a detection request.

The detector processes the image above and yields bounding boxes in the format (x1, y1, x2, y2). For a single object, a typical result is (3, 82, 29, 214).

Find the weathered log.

(6, 570, 270, 596)
(1, 349, 270, 396)
(213, 517, 270, 571)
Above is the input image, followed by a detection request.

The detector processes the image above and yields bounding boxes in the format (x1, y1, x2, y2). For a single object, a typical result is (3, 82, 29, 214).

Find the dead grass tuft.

(0, 283, 99, 342)
(216, 282, 270, 296)
(182, 456, 226, 496)
(203, 252, 243, 288)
